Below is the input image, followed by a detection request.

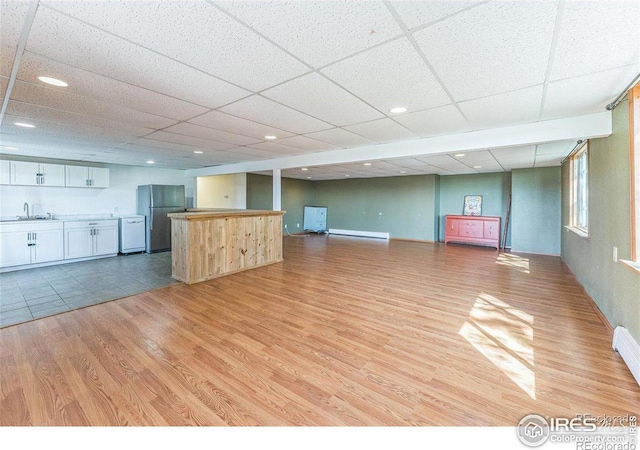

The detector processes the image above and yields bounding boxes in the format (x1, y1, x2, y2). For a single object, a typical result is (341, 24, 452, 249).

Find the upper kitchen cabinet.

(0, 160, 9, 184)
(65, 166, 110, 188)
(10, 161, 65, 186)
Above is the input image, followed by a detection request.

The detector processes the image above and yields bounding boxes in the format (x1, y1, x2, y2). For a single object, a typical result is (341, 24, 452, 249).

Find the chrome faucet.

(23, 202, 29, 219)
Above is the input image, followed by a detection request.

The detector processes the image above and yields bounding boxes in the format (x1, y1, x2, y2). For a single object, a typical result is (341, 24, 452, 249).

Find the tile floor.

(0, 252, 178, 328)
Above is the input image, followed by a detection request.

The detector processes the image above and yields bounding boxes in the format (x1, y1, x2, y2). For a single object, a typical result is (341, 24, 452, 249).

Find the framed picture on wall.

(463, 195, 483, 216)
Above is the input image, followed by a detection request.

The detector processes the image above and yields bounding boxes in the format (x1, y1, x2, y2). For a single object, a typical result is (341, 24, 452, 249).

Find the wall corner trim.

(613, 327, 640, 387)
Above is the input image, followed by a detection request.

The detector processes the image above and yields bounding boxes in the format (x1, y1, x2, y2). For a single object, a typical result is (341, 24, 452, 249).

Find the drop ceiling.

(0, 0, 638, 178)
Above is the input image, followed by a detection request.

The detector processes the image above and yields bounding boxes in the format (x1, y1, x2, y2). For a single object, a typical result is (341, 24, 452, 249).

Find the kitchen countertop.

(0, 214, 118, 223)
(168, 209, 285, 220)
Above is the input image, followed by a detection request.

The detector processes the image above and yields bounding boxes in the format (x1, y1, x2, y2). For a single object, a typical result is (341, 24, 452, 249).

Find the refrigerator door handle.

(150, 209, 153, 230)
(150, 186, 154, 208)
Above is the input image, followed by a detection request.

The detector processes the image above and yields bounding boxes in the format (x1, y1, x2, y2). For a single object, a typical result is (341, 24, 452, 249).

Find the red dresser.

(444, 215, 500, 250)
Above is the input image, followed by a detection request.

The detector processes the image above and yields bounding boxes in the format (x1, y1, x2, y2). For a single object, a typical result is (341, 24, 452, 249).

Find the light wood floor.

(1, 236, 638, 426)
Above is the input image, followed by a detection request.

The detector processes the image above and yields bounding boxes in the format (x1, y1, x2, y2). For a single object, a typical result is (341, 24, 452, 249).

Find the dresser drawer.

(459, 220, 484, 238)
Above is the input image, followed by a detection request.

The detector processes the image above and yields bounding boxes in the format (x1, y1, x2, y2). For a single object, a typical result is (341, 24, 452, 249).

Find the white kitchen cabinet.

(64, 228, 93, 259)
(93, 225, 118, 256)
(0, 160, 10, 185)
(64, 220, 118, 259)
(0, 221, 64, 268)
(10, 161, 65, 186)
(65, 165, 110, 188)
(0, 230, 31, 267)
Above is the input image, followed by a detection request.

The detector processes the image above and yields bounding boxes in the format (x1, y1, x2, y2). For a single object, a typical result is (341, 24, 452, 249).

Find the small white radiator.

(613, 326, 640, 386)
(328, 229, 390, 240)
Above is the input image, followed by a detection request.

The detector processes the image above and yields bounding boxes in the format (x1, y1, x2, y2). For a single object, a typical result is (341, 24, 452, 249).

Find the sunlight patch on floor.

(496, 253, 530, 274)
(459, 292, 536, 399)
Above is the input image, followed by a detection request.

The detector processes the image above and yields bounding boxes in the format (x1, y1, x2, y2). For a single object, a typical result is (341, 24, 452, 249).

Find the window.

(570, 142, 589, 233)
(630, 81, 640, 262)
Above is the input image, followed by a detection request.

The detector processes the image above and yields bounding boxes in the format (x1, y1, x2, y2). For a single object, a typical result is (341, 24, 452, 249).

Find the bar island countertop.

(168, 209, 285, 284)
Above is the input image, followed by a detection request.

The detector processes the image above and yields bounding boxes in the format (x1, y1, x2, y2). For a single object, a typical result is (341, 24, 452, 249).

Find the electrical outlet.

(284, 224, 288, 229)
(296, 223, 300, 228)
(613, 246, 618, 262)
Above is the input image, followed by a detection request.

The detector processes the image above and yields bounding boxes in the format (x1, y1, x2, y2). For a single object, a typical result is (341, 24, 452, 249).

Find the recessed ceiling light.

(306, 176, 312, 179)
(194, 151, 203, 154)
(455, 153, 465, 157)
(37, 76, 68, 87)
(474, 165, 482, 169)
(400, 171, 407, 174)
(264, 135, 277, 140)
(301, 168, 308, 171)
(14, 122, 35, 128)
(345, 174, 350, 177)
(363, 163, 372, 166)
(146, 160, 155, 164)
(389, 107, 407, 114)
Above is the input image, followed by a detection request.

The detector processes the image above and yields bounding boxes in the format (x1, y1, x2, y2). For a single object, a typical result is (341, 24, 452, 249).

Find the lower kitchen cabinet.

(0, 222, 64, 268)
(64, 220, 118, 260)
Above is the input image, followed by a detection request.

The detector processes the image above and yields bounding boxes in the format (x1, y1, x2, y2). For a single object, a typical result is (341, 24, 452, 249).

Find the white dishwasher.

(118, 215, 146, 254)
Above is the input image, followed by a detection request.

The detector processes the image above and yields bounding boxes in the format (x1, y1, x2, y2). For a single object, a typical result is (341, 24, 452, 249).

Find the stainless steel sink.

(3, 215, 55, 222)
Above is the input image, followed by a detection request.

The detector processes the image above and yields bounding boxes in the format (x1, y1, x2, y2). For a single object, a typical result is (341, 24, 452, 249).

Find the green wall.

(438, 172, 512, 245)
(247, 168, 562, 254)
(245, 173, 272, 211)
(511, 167, 561, 254)
(313, 175, 439, 241)
(245, 174, 315, 233)
(561, 99, 640, 344)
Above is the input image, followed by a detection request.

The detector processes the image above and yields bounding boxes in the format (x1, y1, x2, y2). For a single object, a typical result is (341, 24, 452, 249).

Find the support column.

(272, 169, 282, 211)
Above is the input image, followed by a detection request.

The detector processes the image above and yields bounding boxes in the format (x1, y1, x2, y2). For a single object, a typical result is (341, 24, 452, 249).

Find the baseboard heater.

(328, 228, 390, 240)
(613, 326, 640, 386)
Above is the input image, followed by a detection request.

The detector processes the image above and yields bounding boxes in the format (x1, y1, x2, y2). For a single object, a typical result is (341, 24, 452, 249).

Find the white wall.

(0, 160, 186, 218)
(196, 173, 246, 209)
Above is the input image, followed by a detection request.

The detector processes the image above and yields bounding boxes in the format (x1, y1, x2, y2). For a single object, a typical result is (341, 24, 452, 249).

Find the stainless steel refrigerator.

(137, 185, 186, 253)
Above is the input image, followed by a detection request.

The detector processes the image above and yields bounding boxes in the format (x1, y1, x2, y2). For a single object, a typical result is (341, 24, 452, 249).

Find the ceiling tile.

(248, 142, 310, 156)
(10, 80, 177, 129)
(262, 73, 383, 126)
(162, 122, 260, 147)
(344, 118, 418, 143)
(304, 128, 374, 148)
(450, 151, 496, 164)
(144, 131, 236, 152)
(490, 145, 537, 159)
(1, 46, 16, 78)
(216, 0, 402, 68)
(394, 104, 471, 137)
(1, 113, 139, 142)
(392, 1, 485, 30)
(414, 154, 469, 170)
(550, 0, 640, 81)
(17, 53, 209, 121)
(414, 1, 557, 101)
(27, 7, 251, 108)
(220, 95, 333, 134)
(459, 85, 544, 130)
(188, 111, 294, 140)
(43, 1, 309, 91)
(277, 135, 337, 152)
(322, 37, 451, 114)
(383, 157, 432, 168)
(542, 64, 640, 120)
(0, 1, 30, 49)
(6, 100, 155, 136)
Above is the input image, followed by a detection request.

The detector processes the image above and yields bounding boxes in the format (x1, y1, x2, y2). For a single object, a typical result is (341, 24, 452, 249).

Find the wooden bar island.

(168, 209, 285, 284)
